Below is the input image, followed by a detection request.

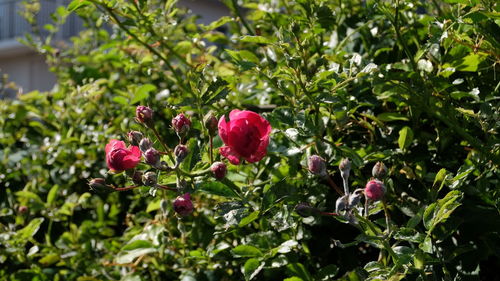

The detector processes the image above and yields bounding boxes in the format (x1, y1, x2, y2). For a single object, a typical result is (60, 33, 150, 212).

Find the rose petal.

(228, 109, 243, 120)
(105, 139, 125, 154)
(218, 115, 230, 145)
(129, 145, 141, 158)
(227, 118, 260, 158)
(219, 146, 241, 165)
(246, 136, 269, 163)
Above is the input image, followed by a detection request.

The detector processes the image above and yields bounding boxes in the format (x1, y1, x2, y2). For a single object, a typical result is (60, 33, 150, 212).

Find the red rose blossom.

(218, 110, 271, 165)
(105, 139, 141, 172)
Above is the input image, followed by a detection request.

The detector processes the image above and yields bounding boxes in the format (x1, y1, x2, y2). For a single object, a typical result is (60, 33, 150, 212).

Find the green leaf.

(16, 218, 44, 241)
(67, 0, 91, 12)
(231, 245, 263, 258)
(243, 258, 264, 281)
(146, 199, 161, 213)
(15, 191, 44, 204)
(317, 264, 338, 280)
(202, 16, 233, 31)
(197, 181, 239, 198)
(238, 211, 259, 227)
(131, 84, 156, 104)
(287, 263, 313, 281)
(122, 240, 154, 251)
(240, 36, 275, 44)
(398, 126, 413, 151)
(46, 184, 59, 206)
(423, 190, 463, 233)
(433, 168, 448, 191)
(39, 253, 60, 266)
(116, 248, 157, 264)
(113, 96, 129, 105)
(284, 278, 304, 281)
(377, 113, 409, 122)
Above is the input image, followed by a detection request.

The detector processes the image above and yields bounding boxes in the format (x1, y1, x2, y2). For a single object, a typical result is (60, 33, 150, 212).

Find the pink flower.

(105, 139, 141, 172)
(218, 110, 271, 165)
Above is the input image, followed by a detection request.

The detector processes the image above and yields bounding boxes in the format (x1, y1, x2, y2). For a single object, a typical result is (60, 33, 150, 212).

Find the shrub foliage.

(1, 0, 499, 280)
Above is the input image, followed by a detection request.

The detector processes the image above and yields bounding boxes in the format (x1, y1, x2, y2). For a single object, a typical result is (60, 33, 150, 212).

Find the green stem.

(230, 0, 254, 35)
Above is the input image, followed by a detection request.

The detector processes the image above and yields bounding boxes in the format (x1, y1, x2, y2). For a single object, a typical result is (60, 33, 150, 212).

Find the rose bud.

(308, 155, 327, 176)
(204, 113, 218, 136)
(210, 161, 227, 180)
(295, 202, 319, 217)
(144, 148, 161, 168)
(89, 178, 111, 191)
(132, 171, 144, 186)
(174, 144, 189, 165)
(339, 158, 351, 194)
(372, 161, 388, 179)
(139, 138, 153, 152)
(18, 206, 28, 214)
(105, 139, 141, 172)
(142, 171, 157, 186)
(127, 131, 143, 146)
(135, 105, 154, 127)
(173, 193, 194, 217)
(172, 113, 191, 136)
(339, 158, 351, 178)
(218, 110, 271, 165)
(365, 179, 386, 201)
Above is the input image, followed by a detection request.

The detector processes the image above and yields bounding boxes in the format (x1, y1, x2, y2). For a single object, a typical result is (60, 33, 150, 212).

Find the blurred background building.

(0, 0, 227, 93)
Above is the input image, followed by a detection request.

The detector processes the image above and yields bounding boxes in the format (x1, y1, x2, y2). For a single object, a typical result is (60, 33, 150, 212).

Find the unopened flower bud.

(18, 206, 28, 214)
(144, 148, 161, 167)
(339, 158, 351, 177)
(204, 113, 218, 136)
(295, 202, 319, 217)
(89, 178, 110, 191)
(139, 138, 153, 152)
(172, 113, 191, 136)
(132, 171, 144, 186)
(127, 131, 143, 146)
(365, 179, 385, 201)
(372, 162, 388, 179)
(173, 193, 194, 217)
(135, 105, 154, 127)
(142, 171, 157, 186)
(308, 155, 327, 176)
(210, 161, 227, 180)
(174, 145, 189, 165)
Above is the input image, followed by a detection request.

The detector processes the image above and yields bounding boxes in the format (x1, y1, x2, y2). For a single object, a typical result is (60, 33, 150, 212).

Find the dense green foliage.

(1, 0, 499, 280)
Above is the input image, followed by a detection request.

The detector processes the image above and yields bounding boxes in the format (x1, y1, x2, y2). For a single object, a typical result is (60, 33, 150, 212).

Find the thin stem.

(209, 136, 214, 164)
(113, 185, 139, 191)
(326, 175, 344, 196)
(382, 200, 391, 233)
(150, 125, 174, 163)
(230, 0, 254, 35)
(319, 211, 339, 216)
(156, 184, 178, 191)
(94, 2, 188, 92)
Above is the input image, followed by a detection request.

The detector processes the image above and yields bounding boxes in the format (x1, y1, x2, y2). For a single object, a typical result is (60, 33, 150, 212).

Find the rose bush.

(0, 0, 499, 280)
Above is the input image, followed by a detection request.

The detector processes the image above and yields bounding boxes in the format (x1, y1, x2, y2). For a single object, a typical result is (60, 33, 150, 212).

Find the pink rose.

(105, 139, 141, 172)
(218, 110, 271, 165)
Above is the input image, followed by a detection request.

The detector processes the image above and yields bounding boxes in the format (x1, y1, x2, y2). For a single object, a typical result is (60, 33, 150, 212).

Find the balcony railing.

(0, 0, 83, 42)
